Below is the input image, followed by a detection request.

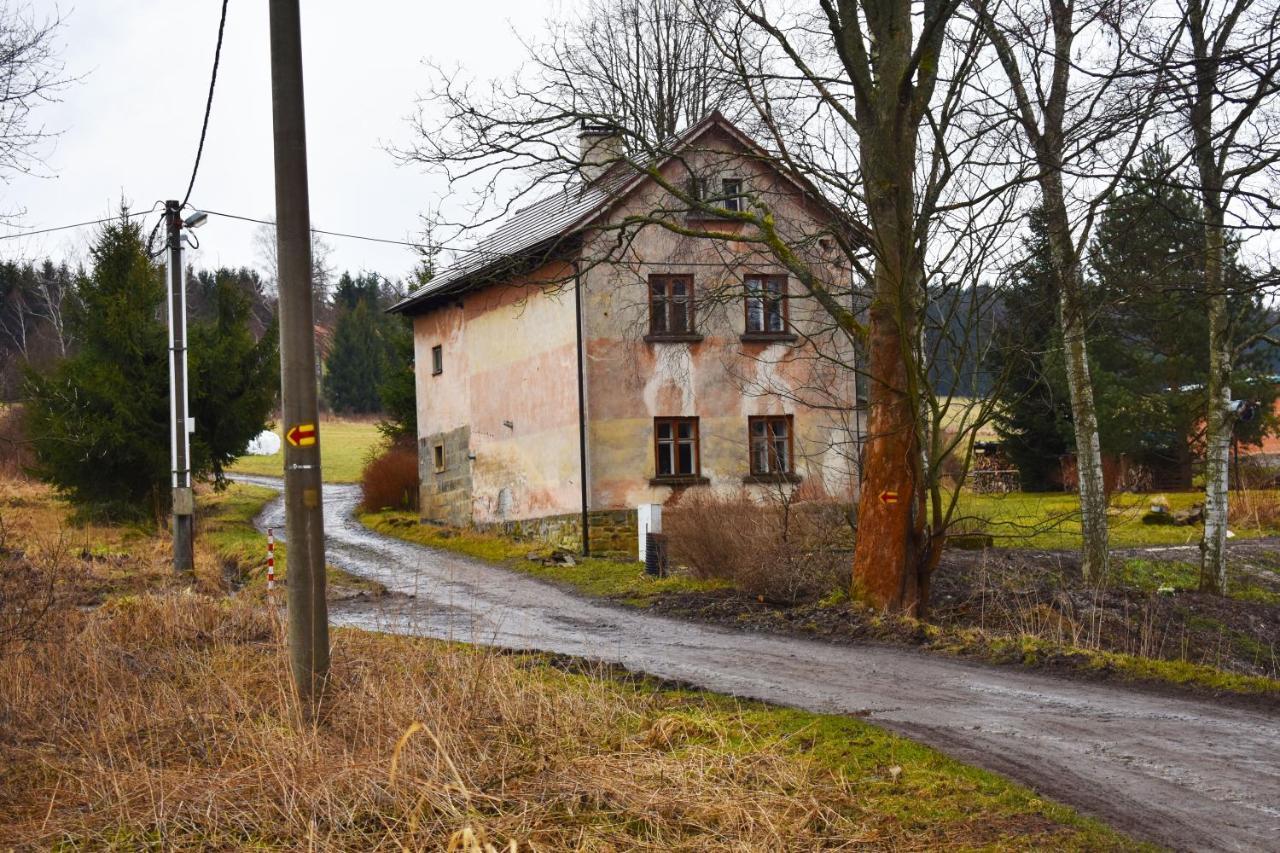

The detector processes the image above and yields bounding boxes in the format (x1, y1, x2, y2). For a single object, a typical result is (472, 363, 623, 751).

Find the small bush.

(359, 441, 419, 513)
(665, 488, 850, 604)
(0, 406, 32, 479)
(1229, 489, 1280, 532)
(0, 517, 64, 655)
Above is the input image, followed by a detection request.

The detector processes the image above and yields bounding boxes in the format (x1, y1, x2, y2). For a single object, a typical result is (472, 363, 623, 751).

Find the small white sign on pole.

(637, 503, 662, 563)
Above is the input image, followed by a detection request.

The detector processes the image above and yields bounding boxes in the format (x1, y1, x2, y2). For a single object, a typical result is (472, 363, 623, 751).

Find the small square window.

(749, 415, 793, 475)
(431, 345, 443, 375)
(432, 443, 445, 472)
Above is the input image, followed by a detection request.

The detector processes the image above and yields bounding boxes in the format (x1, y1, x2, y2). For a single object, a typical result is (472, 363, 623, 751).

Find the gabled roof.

(389, 112, 836, 315)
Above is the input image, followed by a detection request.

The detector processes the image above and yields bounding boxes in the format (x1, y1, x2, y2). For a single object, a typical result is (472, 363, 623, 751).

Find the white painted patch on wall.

(642, 343, 697, 415)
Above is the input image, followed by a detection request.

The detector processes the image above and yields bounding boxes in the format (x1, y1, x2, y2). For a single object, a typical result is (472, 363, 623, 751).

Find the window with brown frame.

(654, 417, 700, 478)
(744, 275, 787, 334)
(721, 178, 744, 212)
(649, 274, 694, 336)
(431, 344, 443, 375)
(749, 415, 793, 475)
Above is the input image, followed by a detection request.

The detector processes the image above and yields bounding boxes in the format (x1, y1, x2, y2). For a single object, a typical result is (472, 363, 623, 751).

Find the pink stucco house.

(390, 113, 863, 556)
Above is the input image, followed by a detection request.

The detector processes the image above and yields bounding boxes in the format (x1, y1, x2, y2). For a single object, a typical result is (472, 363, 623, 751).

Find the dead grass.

(666, 487, 851, 604)
(0, 592, 1136, 851)
(0, 473, 1139, 850)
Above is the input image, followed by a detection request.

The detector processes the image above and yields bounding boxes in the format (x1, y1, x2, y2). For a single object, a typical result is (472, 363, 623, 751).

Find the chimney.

(578, 122, 623, 183)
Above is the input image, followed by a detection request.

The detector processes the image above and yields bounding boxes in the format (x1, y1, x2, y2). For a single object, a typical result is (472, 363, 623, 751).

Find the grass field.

(227, 416, 384, 483)
(0, 473, 1140, 849)
(955, 489, 1280, 549)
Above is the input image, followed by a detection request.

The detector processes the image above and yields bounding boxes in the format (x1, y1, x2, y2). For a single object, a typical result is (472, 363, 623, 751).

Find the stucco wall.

(410, 123, 862, 532)
(413, 264, 583, 526)
(578, 127, 861, 512)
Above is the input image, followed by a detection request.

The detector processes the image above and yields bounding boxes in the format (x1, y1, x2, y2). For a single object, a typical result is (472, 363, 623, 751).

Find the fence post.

(267, 527, 275, 592)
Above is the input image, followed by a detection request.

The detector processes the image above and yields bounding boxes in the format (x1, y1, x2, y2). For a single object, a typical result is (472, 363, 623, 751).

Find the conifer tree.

(23, 212, 170, 519)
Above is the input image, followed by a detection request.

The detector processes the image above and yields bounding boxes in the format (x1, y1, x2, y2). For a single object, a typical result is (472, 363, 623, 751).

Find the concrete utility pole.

(165, 200, 194, 573)
(268, 0, 329, 713)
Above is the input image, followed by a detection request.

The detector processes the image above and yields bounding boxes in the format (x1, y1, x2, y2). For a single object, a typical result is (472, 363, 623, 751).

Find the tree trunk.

(1043, 188, 1110, 583)
(1200, 218, 1230, 594)
(850, 136, 932, 615)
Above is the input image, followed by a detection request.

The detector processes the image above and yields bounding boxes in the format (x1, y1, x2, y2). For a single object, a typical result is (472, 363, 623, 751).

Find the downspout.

(574, 259, 591, 556)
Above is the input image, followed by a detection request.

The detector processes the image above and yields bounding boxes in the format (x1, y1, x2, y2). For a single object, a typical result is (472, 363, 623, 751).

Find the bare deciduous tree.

(0, 2, 68, 186)
(404, 0, 1025, 616)
(1163, 0, 1280, 593)
(967, 0, 1171, 583)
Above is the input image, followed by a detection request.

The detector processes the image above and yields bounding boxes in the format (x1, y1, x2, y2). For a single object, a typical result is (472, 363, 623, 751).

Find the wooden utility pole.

(165, 199, 195, 573)
(268, 0, 329, 713)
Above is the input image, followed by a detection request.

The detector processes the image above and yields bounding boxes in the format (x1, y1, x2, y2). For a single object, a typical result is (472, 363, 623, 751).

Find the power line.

(181, 0, 230, 208)
(0, 210, 155, 242)
(0, 206, 799, 270)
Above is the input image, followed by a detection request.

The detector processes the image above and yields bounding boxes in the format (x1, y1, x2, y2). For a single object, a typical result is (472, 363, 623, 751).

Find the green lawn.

(956, 489, 1280, 549)
(227, 417, 383, 483)
(360, 510, 723, 605)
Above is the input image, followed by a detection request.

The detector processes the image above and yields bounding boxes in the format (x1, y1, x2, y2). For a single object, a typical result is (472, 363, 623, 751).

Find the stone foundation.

(475, 508, 639, 560)
(419, 426, 472, 527)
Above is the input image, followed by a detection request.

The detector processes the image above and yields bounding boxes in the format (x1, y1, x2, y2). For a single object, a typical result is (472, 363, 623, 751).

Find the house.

(390, 113, 863, 556)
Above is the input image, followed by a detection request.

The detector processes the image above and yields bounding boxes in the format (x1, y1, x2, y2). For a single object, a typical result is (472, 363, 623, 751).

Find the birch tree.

(967, 0, 1166, 582)
(1166, 0, 1280, 593)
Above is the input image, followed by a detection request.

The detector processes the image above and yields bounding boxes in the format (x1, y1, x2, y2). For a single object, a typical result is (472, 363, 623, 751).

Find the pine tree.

(23, 212, 170, 519)
(377, 315, 416, 442)
(189, 272, 280, 487)
(323, 299, 387, 414)
(23, 214, 282, 518)
(989, 208, 1073, 491)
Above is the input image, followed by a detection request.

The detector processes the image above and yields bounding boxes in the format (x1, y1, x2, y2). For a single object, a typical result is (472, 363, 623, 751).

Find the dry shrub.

(0, 405, 32, 479)
(0, 517, 61, 654)
(1229, 489, 1280, 532)
(0, 592, 875, 850)
(360, 440, 420, 513)
(666, 487, 850, 603)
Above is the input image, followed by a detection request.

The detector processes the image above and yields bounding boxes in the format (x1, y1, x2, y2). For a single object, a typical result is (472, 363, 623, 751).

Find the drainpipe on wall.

(574, 260, 591, 556)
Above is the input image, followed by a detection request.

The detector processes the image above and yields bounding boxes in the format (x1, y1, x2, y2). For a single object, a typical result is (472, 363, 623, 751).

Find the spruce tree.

(323, 299, 387, 413)
(189, 272, 280, 487)
(23, 212, 170, 519)
(989, 208, 1074, 491)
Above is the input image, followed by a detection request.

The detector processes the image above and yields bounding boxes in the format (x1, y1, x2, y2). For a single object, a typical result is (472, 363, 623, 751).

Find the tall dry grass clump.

(0, 592, 878, 850)
(666, 486, 851, 603)
(360, 441, 420, 513)
(0, 404, 33, 479)
(1228, 488, 1280, 532)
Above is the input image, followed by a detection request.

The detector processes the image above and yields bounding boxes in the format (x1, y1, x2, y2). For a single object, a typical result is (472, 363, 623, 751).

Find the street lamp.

(165, 202, 210, 573)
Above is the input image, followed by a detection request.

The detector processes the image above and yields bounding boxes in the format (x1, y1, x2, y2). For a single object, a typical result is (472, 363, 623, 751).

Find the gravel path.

(240, 477, 1280, 852)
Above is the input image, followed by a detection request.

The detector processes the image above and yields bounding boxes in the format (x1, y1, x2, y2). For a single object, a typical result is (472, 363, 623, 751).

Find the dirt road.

(243, 478, 1280, 852)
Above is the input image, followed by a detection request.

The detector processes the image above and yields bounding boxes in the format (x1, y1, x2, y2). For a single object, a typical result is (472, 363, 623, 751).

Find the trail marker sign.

(286, 422, 317, 447)
(879, 490, 899, 505)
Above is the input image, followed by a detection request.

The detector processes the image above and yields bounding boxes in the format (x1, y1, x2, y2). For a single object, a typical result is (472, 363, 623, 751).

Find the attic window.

(722, 178, 744, 212)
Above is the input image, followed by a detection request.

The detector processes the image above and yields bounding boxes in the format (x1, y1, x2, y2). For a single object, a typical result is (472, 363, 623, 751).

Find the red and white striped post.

(266, 527, 276, 592)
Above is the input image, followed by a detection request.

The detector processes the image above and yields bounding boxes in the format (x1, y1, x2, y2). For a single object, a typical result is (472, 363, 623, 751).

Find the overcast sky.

(0, 0, 571, 282)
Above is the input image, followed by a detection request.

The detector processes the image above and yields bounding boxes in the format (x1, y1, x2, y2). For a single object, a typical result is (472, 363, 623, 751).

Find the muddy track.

(239, 477, 1280, 852)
